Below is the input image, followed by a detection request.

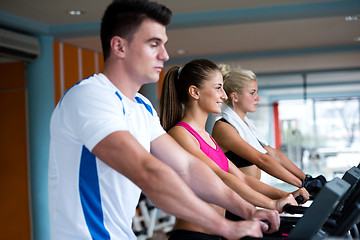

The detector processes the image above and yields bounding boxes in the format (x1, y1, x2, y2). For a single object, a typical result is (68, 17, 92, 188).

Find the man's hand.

(225, 220, 265, 240)
(249, 208, 280, 234)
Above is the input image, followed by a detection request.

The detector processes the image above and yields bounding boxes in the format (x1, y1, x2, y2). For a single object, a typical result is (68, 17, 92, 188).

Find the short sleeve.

(134, 94, 165, 142)
(60, 84, 127, 151)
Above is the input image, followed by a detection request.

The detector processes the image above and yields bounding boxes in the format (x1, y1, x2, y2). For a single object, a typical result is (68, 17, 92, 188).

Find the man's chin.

(143, 78, 159, 85)
(150, 74, 161, 83)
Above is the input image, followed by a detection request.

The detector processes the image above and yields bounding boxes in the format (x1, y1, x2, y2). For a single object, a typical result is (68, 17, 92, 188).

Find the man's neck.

(102, 64, 141, 101)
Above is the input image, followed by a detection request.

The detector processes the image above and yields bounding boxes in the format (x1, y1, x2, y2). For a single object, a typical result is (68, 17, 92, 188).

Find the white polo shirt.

(48, 73, 165, 239)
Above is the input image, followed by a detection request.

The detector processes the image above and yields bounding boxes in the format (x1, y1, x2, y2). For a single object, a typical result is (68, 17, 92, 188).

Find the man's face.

(124, 18, 169, 85)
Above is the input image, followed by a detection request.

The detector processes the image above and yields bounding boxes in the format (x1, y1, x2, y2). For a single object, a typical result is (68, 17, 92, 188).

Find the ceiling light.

(177, 49, 186, 55)
(345, 15, 359, 21)
(66, 10, 86, 16)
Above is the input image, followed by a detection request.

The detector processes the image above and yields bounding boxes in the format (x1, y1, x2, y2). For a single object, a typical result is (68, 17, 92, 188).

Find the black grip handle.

(295, 195, 304, 204)
(262, 219, 270, 228)
(283, 204, 307, 214)
(280, 216, 299, 224)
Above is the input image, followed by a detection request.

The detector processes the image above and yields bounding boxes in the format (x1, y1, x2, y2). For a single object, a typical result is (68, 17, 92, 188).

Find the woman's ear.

(189, 85, 200, 100)
(110, 36, 126, 59)
(230, 92, 238, 102)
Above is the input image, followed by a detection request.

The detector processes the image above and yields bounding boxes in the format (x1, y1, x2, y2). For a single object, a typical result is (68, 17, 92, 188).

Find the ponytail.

(159, 66, 184, 131)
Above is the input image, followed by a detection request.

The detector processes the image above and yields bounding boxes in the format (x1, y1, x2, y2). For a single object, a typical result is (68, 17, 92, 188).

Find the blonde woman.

(212, 64, 326, 197)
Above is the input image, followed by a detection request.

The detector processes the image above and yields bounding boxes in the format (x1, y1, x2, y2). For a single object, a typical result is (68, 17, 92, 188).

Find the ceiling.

(0, 0, 360, 74)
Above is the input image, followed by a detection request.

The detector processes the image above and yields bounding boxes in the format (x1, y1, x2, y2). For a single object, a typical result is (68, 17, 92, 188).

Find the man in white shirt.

(48, 0, 280, 239)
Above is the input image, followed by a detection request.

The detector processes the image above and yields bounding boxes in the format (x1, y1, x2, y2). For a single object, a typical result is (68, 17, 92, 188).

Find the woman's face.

(235, 79, 260, 113)
(197, 70, 228, 114)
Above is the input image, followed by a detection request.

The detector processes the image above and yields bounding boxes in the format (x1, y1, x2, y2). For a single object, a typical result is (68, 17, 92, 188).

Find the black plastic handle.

(295, 195, 304, 204)
(283, 204, 307, 214)
(262, 219, 270, 228)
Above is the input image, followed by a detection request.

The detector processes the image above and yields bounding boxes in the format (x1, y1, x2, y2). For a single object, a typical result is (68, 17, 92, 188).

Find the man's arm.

(92, 131, 232, 234)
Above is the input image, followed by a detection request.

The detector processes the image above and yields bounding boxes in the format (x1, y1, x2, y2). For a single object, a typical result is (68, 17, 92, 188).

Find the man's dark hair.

(101, 0, 172, 61)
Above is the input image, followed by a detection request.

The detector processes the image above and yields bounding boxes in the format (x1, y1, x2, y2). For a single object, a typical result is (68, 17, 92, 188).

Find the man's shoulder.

(59, 74, 118, 109)
(134, 92, 156, 114)
(70, 74, 115, 94)
(135, 92, 151, 104)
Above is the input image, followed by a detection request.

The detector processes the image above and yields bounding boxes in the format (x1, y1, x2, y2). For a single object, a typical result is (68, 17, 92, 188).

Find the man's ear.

(110, 36, 126, 58)
(189, 85, 200, 100)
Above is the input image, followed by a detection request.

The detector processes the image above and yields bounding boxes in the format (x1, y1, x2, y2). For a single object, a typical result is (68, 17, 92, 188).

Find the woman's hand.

(291, 187, 310, 204)
(273, 194, 297, 213)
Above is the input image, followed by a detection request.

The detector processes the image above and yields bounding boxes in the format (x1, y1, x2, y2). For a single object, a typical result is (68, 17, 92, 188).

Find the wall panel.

(81, 48, 95, 79)
(53, 42, 103, 104)
(0, 62, 31, 240)
(63, 44, 79, 92)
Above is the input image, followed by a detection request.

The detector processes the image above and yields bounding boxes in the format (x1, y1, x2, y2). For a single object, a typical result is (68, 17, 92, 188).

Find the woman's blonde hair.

(218, 64, 256, 107)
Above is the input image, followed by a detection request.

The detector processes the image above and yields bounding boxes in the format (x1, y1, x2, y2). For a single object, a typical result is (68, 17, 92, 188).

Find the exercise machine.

(243, 177, 351, 240)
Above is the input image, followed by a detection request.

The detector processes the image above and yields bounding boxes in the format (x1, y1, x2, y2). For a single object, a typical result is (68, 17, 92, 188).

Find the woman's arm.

(151, 133, 281, 234)
(228, 161, 285, 199)
(264, 145, 306, 181)
(212, 121, 303, 188)
(151, 132, 257, 219)
(168, 126, 297, 212)
(228, 161, 309, 204)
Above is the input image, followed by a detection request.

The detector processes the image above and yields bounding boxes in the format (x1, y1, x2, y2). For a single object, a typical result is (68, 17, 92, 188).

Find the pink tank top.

(176, 122, 229, 172)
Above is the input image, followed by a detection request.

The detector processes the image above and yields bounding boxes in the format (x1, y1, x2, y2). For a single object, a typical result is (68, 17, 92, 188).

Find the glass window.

(278, 97, 360, 179)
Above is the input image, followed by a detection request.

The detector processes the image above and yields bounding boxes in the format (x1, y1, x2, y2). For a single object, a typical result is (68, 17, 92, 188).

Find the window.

(278, 97, 360, 179)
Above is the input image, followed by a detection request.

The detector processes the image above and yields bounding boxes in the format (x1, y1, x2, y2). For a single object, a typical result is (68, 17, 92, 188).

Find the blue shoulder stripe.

(115, 91, 126, 115)
(135, 96, 153, 116)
